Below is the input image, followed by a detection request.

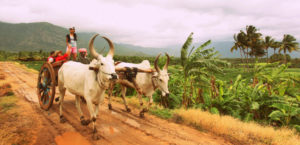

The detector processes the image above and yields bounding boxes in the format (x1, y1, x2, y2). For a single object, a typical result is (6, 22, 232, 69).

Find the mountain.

(0, 21, 148, 56)
(0, 21, 299, 58)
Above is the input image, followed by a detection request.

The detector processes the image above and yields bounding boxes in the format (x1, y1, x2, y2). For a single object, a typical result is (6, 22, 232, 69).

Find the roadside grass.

(149, 106, 173, 119)
(0, 72, 35, 145)
(0, 95, 17, 113)
(18, 61, 43, 71)
(174, 109, 300, 145)
(0, 94, 33, 145)
(0, 75, 17, 113)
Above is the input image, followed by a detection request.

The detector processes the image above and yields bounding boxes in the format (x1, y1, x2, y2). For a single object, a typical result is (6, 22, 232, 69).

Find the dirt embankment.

(0, 62, 232, 145)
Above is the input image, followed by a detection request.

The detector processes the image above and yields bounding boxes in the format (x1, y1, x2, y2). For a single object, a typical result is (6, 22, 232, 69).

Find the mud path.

(0, 62, 232, 145)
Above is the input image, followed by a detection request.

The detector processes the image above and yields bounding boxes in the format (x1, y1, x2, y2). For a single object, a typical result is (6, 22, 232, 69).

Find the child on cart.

(54, 47, 71, 62)
(47, 51, 55, 63)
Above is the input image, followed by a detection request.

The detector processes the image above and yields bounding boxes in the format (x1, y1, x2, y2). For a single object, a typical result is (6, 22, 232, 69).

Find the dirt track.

(0, 62, 232, 145)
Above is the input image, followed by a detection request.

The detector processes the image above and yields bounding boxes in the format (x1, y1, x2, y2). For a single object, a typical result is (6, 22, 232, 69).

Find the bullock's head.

(153, 53, 170, 97)
(89, 34, 118, 86)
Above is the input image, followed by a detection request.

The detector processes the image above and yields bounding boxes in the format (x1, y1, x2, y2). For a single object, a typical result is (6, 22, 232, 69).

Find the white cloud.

(0, 0, 300, 47)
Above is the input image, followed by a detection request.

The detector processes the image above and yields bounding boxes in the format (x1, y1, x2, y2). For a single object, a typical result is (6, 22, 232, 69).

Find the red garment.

(55, 53, 69, 62)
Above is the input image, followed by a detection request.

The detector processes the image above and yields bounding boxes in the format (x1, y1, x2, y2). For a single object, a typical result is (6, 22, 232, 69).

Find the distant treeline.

(0, 50, 299, 68)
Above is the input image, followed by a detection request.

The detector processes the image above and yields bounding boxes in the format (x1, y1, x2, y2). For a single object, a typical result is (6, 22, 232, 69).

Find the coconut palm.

(237, 25, 262, 69)
(279, 34, 299, 64)
(271, 41, 281, 54)
(231, 33, 246, 66)
(263, 36, 275, 63)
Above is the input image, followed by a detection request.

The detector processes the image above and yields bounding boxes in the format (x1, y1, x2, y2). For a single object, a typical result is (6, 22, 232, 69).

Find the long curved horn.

(89, 34, 100, 58)
(154, 53, 161, 73)
(163, 53, 170, 70)
(102, 36, 114, 57)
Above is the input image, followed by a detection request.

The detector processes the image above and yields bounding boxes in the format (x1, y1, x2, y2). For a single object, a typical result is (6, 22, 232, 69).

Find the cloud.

(0, 0, 300, 47)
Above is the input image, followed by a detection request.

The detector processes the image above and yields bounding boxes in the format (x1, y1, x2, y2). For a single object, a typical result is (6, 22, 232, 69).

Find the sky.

(0, 0, 300, 48)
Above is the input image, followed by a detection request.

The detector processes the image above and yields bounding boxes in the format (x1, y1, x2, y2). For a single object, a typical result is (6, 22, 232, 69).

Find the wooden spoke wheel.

(37, 63, 56, 110)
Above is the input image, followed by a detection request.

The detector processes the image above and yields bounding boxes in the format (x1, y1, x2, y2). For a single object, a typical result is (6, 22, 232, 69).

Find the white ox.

(58, 34, 117, 139)
(108, 53, 170, 117)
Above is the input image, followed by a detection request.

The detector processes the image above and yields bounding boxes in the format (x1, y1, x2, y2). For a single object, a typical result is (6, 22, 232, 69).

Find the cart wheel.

(37, 63, 56, 110)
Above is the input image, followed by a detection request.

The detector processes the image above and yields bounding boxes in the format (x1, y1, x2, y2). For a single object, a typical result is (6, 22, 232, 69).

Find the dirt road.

(0, 62, 232, 145)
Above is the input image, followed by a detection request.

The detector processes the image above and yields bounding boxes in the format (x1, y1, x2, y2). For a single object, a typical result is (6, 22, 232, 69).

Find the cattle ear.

(89, 59, 99, 68)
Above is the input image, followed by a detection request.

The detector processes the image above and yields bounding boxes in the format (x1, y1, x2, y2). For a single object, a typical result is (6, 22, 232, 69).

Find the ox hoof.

(92, 128, 100, 140)
(108, 104, 112, 110)
(139, 112, 145, 118)
(126, 108, 131, 112)
(92, 134, 100, 140)
(55, 97, 60, 102)
(81, 119, 91, 126)
(60, 116, 66, 123)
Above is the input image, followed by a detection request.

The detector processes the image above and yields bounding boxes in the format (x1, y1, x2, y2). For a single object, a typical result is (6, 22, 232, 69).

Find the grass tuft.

(149, 107, 173, 119)
(0, 95, 17, 113)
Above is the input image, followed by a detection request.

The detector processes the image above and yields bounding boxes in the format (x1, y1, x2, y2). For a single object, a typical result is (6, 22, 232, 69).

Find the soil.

(0, 62, 233, 145)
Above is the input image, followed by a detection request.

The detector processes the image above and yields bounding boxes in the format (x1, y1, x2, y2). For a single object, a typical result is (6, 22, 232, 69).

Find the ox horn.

(154, 53, 161, 72)
(102, 36, 114, 57)
(89, 34, 100, 58)
(88, 34, 115, 58)
(163, 53, 170, 70)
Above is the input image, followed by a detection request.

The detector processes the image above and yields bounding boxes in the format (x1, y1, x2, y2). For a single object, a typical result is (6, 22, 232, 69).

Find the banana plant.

(269, 102, 300, 125)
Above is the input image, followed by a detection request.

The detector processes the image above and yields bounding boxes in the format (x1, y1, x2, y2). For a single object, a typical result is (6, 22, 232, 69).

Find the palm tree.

(279, 34, 299, 64)
(263, 36, 275, 63)
(271, 41, 281, 54)
(181, 32, 229, 108)
(237, 25, 262, 69)
(231, 33, 246, 67)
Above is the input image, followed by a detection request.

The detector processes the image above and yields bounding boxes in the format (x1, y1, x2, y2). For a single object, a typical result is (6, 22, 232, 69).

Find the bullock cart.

(36, 60, 155, 111)
(37, 60, 66, 110)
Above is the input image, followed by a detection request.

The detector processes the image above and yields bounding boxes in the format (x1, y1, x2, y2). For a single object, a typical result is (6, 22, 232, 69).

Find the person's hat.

(78, 48, 87, 53)
(54, 50, 62, 57)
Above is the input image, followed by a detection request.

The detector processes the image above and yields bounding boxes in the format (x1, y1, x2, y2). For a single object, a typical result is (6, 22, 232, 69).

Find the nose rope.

(151, 77, 158, 90)
(100, 70, 116, 76)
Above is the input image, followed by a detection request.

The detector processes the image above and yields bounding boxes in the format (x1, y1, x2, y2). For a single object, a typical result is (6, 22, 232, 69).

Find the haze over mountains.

(0, 21, 299, 58)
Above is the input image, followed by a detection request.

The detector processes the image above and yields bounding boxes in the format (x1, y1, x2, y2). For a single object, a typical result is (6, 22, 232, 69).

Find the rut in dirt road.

(0, 62, 232, 145)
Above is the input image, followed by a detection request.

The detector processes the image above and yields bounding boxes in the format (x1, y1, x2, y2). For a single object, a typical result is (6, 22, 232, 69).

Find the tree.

(231, 33, 246, 68)
(271, 41, 281, 55)
(180, 32, 229, 108)
(263, 36, 275, 63)
(279, 34, 299, 64)
(244, 25, 264, 61)
(233, 25, 263, 70)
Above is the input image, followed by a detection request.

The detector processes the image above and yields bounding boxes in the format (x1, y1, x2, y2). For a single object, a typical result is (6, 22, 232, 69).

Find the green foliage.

(149, 108, 173, 119)
(270, 53, 291, 63)
(210, 107, 220, 115)
(269, 103, 300, 125)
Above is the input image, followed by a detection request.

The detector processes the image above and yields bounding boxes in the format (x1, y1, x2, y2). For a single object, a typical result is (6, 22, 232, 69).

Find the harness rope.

(89, 67, 111, 89)
(151, 77, 158, 90)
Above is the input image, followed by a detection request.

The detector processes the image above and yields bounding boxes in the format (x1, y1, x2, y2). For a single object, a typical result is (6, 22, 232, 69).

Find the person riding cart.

(77, 48, 90, 64)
